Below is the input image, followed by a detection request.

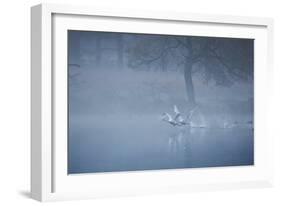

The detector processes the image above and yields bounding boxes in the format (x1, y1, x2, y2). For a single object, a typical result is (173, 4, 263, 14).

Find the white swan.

(174, 105, 187, 125)
(161, 104, 207, 128)
(161, 112, 178, 126)
(161, 105, 188, 127)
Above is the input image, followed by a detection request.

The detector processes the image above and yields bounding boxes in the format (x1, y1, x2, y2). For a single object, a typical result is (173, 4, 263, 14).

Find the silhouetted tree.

(128, 35, 253, 106)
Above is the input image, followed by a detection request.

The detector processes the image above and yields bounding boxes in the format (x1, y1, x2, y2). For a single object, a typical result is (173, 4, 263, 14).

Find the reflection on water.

(168, 128, 191, 168)
(168, 129, 185, 154)
(168, 128, 205, 166)
(68, 116, 254, 174)
(166, 127, 253, 169)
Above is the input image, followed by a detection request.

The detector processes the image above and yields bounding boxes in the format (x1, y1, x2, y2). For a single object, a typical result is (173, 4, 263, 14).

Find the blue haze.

(68, 31, 254, 174)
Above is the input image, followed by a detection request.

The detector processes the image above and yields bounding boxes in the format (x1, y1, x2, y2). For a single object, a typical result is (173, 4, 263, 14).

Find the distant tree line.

(68, 31, 254, 106)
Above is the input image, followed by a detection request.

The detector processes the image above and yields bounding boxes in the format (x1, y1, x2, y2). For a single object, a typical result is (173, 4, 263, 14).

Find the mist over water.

(68, 31, 254, 174)
(69, 115, 253, 174)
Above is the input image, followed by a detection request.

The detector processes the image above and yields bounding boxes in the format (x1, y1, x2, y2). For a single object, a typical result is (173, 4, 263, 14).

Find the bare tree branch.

(130, 41, 181, 68)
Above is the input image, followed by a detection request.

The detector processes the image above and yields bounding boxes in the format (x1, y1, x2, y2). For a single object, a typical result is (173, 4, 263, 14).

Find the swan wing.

(174, 105, 183, 121)
(166, 113, 173, 122)
(174, 105, 180, 115)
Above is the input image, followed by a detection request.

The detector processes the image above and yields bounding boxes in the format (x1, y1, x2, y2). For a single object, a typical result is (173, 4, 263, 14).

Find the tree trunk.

(184, 60, 196, 105)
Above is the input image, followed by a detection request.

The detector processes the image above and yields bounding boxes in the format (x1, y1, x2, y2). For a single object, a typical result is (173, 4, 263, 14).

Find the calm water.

(68, 115, 254, 174)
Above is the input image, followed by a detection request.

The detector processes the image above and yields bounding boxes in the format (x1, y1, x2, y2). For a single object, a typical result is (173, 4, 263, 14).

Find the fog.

(68, 31, 254, 174)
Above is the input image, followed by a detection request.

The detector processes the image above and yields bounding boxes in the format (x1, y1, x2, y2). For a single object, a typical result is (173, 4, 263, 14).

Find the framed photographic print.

(31, 3, 274, 201)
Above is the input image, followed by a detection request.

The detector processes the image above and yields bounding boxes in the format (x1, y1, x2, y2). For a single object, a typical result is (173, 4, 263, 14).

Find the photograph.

(67, 30, 254, 174)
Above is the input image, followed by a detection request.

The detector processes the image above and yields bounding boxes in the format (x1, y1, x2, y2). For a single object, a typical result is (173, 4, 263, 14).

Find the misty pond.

(67, 30, 254, 174)
(68, 115, 253, 173)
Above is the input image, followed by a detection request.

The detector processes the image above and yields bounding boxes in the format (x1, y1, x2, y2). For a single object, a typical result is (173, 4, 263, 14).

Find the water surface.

(68, 115, 254, 174)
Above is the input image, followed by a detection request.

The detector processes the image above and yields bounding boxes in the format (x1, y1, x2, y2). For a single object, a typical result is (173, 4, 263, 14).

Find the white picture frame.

(31, 3, 274, 202)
